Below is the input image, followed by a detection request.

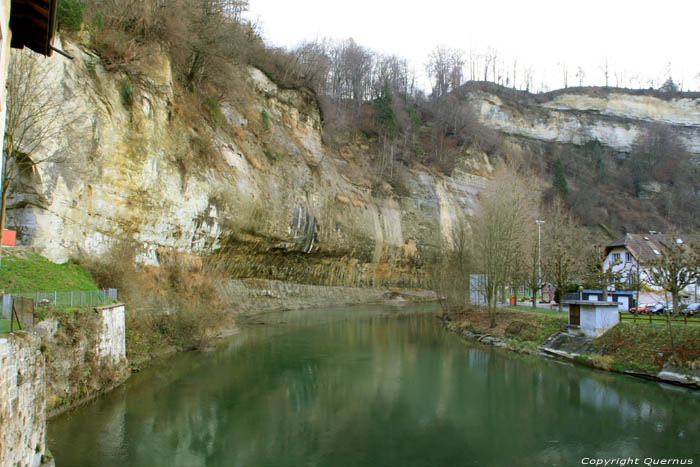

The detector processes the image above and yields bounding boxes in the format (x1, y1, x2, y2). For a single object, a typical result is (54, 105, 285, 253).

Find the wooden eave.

(9, 0, 58, 57)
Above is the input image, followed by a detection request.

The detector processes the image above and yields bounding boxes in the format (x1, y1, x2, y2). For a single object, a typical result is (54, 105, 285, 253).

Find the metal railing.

(1, 289, 118, 319)
(562, 292, 582, 302)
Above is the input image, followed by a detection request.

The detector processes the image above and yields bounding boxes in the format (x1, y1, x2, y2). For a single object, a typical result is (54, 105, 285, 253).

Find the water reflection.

(50, 306, 699, 467)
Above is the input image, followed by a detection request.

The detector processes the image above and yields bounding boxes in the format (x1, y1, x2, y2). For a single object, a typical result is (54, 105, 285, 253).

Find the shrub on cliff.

(57, 0, 85, 32)
(84, 242, 231, 360)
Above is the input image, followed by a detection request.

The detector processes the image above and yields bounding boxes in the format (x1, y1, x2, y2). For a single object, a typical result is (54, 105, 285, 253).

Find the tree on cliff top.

(374, 80, 397, 139)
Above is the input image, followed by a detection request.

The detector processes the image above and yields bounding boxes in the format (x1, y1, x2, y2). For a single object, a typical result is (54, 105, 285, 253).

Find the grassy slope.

(594, 322, 700, 374)
(0, 251, 98, 293)
(0, 251, 99, 334)
(510, 304, 567, 316)
(448, 306, 700, 378)
(447, 307, 567, 352)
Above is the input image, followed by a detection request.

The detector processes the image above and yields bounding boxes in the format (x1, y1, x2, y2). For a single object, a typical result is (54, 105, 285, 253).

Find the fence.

(1, 289, 118, 319)
(619, 311, 700, 326)
(563, 293, 582, 302)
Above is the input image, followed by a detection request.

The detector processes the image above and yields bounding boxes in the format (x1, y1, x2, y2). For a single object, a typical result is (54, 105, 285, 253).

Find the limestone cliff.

(7, 40, 485, 288)
(9, 41, 699, 286)
(468, 84, 700, 155)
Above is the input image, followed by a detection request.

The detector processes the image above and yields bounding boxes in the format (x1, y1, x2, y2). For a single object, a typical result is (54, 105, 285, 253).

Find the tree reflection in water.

(50, 305, 699, 467)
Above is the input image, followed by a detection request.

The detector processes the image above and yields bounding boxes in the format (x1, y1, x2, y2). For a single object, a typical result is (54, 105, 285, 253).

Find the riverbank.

(443, 306, 700, 389)
(48, 306, 700, 466)
(443, 307, 567, 355)
(126, 278, 437, 371)
(14, 280, 421, 422)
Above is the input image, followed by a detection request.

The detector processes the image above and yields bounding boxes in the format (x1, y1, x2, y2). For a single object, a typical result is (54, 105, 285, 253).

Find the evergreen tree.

(57, 0, 85, 32)
(373, 80, 397, 139)
(553, 158, 568, 196)
(660, 77, 679, 93)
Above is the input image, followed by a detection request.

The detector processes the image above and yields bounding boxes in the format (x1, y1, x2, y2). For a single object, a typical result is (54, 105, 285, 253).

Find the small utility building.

(565, 300, 619, 338)
(580, 289, 636, 311)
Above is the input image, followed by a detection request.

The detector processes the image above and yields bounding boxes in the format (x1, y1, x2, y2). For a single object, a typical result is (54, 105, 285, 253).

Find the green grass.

(595, 322, 700, 373)
(1, 318, 10, 333)
(508, 304, 567, 316)
(0, 251, 98, 293)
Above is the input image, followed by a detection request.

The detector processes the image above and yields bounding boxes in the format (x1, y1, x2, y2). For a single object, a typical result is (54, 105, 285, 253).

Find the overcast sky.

(246, 0, 700, 93)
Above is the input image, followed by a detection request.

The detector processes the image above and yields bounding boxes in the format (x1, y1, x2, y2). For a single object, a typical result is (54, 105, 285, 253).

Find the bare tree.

(643, 235, 699, 356)
(644, 236, 699, 314)
(542, 200, 582, 312)
(628, 124, 690, 199)
(523, 66, 534, 92)
(289, 39, 331, 92)
(583, 244, 622, 300)
(601, 58, 610, 87)
(561, 62, 569, 88)
(431, 218, 473, 315)
(473, 167, 535, 326)
(576, 66, 585, 86)
(625, 262, 645, 310)
(426, 46, 464, 99)
(2, 51, 70, 248)
(520, 229, 547, 309)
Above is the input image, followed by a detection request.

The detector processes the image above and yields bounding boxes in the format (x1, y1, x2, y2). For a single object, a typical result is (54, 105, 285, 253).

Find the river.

(49, 304, 699, 466)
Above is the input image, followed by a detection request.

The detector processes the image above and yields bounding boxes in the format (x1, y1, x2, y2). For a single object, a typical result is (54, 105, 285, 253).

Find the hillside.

(5, 6, 699, 286)
(459, 82, 700, 232)
(7, 38, 488, 288)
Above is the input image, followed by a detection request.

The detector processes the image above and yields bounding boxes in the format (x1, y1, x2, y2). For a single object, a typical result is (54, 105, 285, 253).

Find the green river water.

(49, 305, 699, 466)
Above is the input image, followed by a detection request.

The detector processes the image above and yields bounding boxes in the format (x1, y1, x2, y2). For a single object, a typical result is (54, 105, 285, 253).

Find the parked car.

(680, 303, 700, 316)
(630, 303, 653, 314)
(649, 303, 666, 314)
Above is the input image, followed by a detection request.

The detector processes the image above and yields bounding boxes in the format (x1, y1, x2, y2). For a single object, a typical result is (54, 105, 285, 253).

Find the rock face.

(8, 41, 700, 287)
(7, 41, 485, 288)
(471, 87, 700, 155)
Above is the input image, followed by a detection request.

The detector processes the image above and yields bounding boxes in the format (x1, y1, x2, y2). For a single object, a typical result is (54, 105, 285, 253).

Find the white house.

(604, 233, 698, 301)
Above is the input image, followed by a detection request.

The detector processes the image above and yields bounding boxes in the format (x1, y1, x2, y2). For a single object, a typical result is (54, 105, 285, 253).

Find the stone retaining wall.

(217, 279, 436, 314)
(0, 304, 128, 465)
(0, 332, 47, 467)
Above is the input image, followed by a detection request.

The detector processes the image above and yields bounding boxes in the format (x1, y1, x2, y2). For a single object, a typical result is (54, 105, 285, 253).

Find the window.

(612, 253, 621, 263)
(625, 252, 632, 263)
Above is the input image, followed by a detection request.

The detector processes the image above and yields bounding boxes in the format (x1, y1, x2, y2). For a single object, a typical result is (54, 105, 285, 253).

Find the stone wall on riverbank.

(0, 304, 128, 466)
(0, 332, 47, 467)
(41, 304, 129, 415)
(217, 279, 437, 314)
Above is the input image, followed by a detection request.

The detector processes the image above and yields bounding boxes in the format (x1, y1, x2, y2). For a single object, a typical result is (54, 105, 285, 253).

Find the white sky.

(246, 0, 700, 92)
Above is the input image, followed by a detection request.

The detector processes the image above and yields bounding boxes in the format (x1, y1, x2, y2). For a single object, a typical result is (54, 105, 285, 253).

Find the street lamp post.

(536, 220, 545, 301)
